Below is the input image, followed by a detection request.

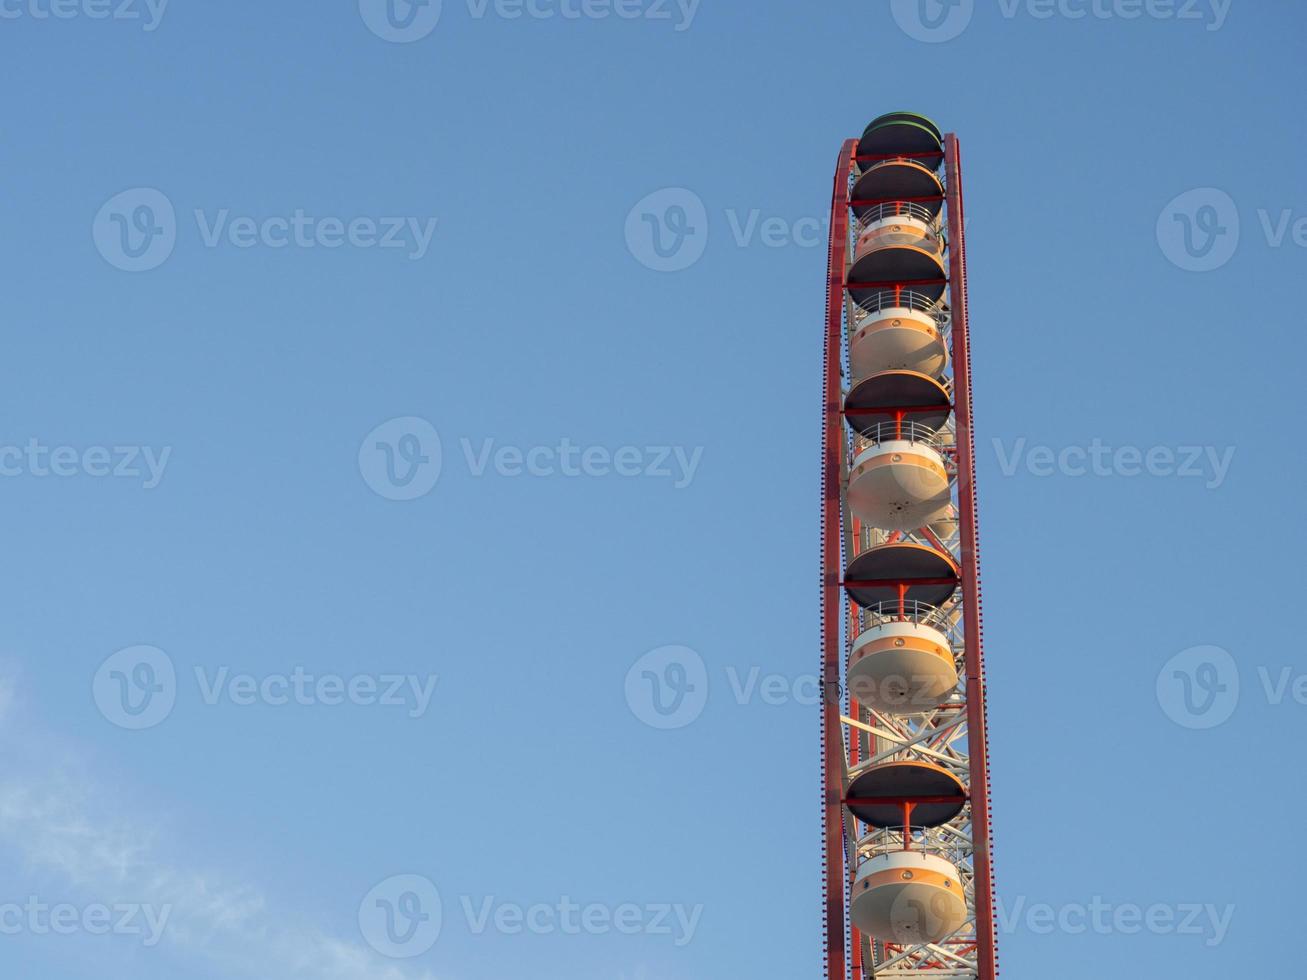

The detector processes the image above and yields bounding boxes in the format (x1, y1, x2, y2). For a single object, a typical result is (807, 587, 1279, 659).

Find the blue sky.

(0, 1, 1302, 978)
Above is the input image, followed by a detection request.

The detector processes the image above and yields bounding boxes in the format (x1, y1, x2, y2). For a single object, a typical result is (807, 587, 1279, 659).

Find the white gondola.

(851, 849, 968, 945)
(848, 613, 958, 715)
(850, 303, 949, 380)
(847, 426, 952, 533)
(854, 212, 942, 259)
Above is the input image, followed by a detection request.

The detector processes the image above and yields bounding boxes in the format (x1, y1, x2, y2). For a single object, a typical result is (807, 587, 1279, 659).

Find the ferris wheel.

(820, 112, 999, 980)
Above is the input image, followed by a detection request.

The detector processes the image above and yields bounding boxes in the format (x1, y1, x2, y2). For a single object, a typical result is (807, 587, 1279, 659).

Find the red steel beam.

(843, 795, 968, 806)
(820, 139, 856, 980)
(845, 278, 948, 290)
(849, 195, 945, 206)
(944, 133, 999, 979)
(855, 151, 945, 162)
(841, 406, 952, 417)
(922, 525, 953, 556)
(841, 577, 958, 589)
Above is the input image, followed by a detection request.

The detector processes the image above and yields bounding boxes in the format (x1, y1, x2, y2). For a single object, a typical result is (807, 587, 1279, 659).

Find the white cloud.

(0, 680, 439, 980)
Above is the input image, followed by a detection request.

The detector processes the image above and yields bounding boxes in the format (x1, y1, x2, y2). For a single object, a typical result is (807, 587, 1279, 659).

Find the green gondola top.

(858, 111, 944, 169)
(864, 111, 943, 142)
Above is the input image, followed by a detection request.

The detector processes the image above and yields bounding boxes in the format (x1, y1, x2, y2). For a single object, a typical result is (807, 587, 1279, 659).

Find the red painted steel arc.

(944, 134, 999, 978)
(821, 139, 856, 980)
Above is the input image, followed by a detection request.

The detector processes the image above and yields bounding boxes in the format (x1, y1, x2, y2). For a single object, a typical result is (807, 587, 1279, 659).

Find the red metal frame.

(821, 139, 856, 980)
(944, 132, 999, 980)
